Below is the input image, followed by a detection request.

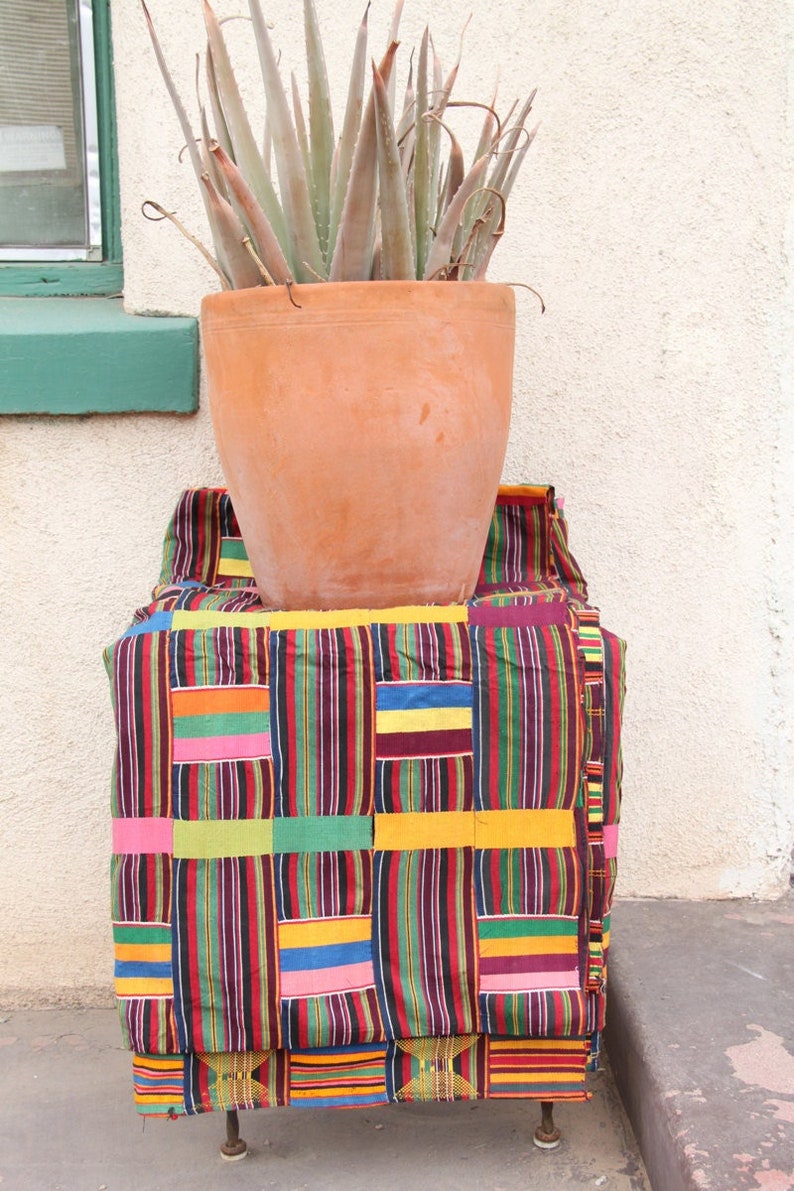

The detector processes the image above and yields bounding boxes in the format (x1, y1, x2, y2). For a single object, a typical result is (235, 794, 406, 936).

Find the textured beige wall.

(1, 0, 792, 1004)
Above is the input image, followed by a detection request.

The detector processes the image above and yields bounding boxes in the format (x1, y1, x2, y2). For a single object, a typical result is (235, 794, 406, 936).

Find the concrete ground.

(0, 1008, 649, 1191)
(606, 892, 794, 1191)
(9, 892, 789, 1191)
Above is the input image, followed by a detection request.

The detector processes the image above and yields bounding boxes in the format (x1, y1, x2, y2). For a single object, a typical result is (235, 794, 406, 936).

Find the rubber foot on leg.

(534, 1100, 562, 1149)
(220, 1137, 248, 1162)
(533, 1125, 562, 1150)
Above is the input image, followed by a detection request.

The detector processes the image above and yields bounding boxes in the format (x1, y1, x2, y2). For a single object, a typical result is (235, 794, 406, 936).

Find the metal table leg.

(533, 1099, 562, 1149)
(220, 1109, 248, 1161)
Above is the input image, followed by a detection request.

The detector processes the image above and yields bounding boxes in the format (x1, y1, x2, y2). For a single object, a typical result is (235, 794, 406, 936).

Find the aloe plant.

(143, 0, 537, 288)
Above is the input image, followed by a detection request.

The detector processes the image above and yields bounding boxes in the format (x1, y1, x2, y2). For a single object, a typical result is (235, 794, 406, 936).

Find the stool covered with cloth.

(105, 484, 625, 1155)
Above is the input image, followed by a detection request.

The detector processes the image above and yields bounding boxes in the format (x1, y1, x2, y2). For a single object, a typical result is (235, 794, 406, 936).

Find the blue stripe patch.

(293, 1093, 388, 1108)
(134, 1073, 182, 1088)
(115, 961, 173, 979)
(376, 682, 472, 711)
(279, 940, 372, 972)
(124, 611, 174, 637)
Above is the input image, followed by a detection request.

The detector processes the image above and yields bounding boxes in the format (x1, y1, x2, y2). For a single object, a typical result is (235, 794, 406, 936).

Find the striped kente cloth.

(106, 484, 625, 1115)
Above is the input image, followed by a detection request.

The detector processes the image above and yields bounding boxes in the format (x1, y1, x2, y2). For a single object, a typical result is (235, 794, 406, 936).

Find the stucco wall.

(1, 0, 792, 1005)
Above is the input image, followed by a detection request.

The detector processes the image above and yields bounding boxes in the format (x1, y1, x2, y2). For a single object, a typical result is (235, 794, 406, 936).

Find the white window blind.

(0, 0, 101, 260)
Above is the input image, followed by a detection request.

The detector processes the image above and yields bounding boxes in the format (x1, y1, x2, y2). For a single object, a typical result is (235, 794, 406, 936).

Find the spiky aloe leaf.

(200, 105, 228, 198)
(248, 0, 326, 282)
(143, 197, 230, 287)
(211, 142, 293, 285)
(438, 18, 467, 115)
(457, 96, 522, 251)
(141, 2, 214, 223)
(427, 20, 467, 226)
(330, 41, 398, 281)
(262, 116, 272, 179)
(433, 116, 464, 211)
(396, 58, 414, 142)
(471, 93, 500, 164)
(467, 119, 538, 269)
(387, 2, 404, 51)
(202, 2, 290, 258)
(328, 4, 369, 262)
(200, 172, 263, 288)
(205, 49, 234, 161)
(291, 73, 312, 192)
(486, 92, 536, 197)
(426, 35, 444, 229)
(468, 188, 506, 278)
(372, 61, 414, 280)
(466, 95, 535, 271)
(145, 1, 536, 288)
(142, 1, 242, 272)
(423, 153, 490, 279)
(142, 2, 203, 181)
(386, 0, 404, 110)
(412, 29, 431, 278)
(502, 119, 539, 203)
(453, 191, 499, 279)
(304, 0, 334, 255)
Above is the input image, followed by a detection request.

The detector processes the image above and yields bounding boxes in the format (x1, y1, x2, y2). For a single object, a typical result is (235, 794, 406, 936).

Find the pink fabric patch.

(603, 823, 619, 859)
(479, 969, 580, 993)
(113, 817, 173, 854)
(172, 733, 271, 763)
(279, 960, 376, 999)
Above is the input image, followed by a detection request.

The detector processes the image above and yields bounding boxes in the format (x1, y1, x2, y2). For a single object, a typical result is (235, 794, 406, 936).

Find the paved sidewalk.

(606, 893, 794, 1191)
(0, 1008, 649, 1191)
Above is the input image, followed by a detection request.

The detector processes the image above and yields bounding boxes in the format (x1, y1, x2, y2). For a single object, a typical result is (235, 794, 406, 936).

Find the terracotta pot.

(201, 280, 515, 610)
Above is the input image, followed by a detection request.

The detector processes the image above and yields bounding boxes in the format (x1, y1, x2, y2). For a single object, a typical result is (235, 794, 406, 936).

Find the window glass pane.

(0, 0, 101, 259)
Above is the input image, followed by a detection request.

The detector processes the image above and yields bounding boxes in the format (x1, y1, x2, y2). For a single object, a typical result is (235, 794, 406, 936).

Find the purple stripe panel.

(479, 952, 577, 976)
(375, 728, 473, 759)
(603, 823, 619, 859)
(468, 601, 570, 628)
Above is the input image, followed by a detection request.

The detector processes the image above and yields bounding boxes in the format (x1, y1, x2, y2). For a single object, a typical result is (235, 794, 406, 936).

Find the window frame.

(0, 0, 199, 416)
(0, 0, 122, 296)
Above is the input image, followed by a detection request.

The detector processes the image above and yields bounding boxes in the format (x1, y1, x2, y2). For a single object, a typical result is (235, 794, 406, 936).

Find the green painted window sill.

(0, 297, 198, 415)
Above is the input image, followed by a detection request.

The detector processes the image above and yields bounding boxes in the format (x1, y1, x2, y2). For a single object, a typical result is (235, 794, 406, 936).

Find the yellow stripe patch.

(376, 707, 472, 734)
(114, 943, 171, 963)
(375, 810, 474, 851)
(577, 623, 603, 663)
(490, 1071, 583, 1085)
(492, 1039, 586, 1054)
(171, 610, 272, 630)
(479, 934, 578, 958)
(115, 978, 173, 996)
(269, 605, 470, 630)
(217, 557, 254, 578)
(373, 809, 575, 851)
(475, 809, 575, 850)
(498, 484, 550, 500)
(278, 916, 371, 949)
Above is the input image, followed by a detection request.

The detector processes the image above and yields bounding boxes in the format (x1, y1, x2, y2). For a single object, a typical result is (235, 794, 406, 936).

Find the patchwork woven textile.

(106, 485, 625, 1116)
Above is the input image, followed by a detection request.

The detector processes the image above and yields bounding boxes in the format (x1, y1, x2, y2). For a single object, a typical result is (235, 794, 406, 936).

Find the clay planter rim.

(201, 277, 515, 326)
